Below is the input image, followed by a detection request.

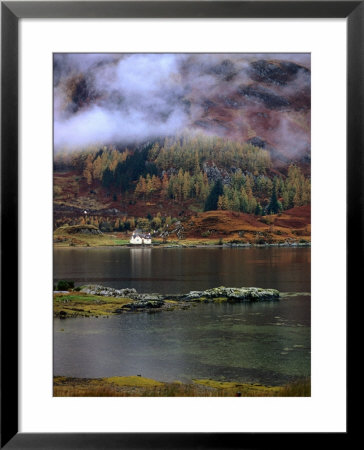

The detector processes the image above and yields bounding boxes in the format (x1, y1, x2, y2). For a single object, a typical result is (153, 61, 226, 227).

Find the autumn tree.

(83, 154, 93, 185)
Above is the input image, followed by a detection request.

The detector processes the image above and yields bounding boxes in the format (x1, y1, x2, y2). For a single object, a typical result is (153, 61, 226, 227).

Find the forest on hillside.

(54, 134, 310, 233)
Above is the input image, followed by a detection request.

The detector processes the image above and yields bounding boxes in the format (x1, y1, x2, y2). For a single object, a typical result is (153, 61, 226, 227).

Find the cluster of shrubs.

(54, 280, 80, 291)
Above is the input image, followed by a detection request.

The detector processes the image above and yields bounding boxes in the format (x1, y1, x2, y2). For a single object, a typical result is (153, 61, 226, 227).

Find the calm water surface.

(54, 247, 310, 385)
(54, 247, 310, 293)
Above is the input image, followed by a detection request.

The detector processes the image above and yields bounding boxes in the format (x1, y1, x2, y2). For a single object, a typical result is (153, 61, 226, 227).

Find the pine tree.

(267, 184, 282, 214)
(204, 180, 224, 211)
(102, 168, 114, 189)
(255, 202, 263, 215)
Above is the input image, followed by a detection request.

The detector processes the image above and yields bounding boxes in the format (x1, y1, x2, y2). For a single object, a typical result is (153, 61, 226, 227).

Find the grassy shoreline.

(54, 211, 311, 248)
(53, 376, 310, 397)
(54, 207, 311, 248)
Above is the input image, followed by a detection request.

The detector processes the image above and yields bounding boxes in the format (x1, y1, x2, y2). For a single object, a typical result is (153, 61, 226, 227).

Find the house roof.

(132, 230, 151, 239)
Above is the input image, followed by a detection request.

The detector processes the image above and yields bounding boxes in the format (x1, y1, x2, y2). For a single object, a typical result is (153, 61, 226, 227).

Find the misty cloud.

(54, 53, 310, 155)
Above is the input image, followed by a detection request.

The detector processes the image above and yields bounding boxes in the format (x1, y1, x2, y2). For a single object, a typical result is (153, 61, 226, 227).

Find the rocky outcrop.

(117, 299, 165, 312)
(208, 59, 238, 81)
(80, 284, 279, 306)
(238, 85, 290, 109)
(249, 60, 309, 86)
(79, 286, 166, 313)
(202, 162, 231, 184)
(81, 285, 138, 298)
(184, 286, 279, 302)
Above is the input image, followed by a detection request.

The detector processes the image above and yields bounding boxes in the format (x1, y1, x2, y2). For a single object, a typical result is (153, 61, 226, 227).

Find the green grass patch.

(104, 376, 164, 387)
(54, 292, 131, 317)
(193, 379, 282, 396)
(113, 239, 131, 245)
(213, 297, 228, 303)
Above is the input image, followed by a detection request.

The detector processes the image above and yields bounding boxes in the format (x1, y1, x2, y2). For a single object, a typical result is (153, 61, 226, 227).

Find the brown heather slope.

(185, 210, 266, 236)
(273, 205, 311, 229)
(182, 206, 310, 242)
(54, 170, 200, 220)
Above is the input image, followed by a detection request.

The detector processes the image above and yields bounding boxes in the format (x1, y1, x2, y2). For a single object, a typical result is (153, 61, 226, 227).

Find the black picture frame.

(1, 1, 357, 448)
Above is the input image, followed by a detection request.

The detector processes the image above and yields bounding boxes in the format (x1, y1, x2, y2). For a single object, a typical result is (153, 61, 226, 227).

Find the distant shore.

(54, 207, 311, 248)
(54, 238, 311, 249)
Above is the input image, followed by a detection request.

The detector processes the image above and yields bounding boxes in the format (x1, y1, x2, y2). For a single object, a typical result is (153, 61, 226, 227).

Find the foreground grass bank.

(53, 376, 310, 397)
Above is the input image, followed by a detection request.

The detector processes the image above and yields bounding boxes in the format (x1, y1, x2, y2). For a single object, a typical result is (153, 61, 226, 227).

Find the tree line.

(204, 165, 310, 214)
(133, 164, 310, 214)
(55, 213, 177, 233)
(151, 134, 272, 174)
(54, 134, 310, 216)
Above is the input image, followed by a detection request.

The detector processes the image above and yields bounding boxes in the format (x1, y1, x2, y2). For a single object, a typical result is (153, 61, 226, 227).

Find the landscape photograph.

(53, 53, 311, 397)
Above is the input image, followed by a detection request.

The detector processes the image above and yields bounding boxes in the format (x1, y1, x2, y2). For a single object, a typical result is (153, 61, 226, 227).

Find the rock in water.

(118, 299, 165, 312)
(81, 285, 138, 298)
(185, 286, 279, 302)
(80, 284, 279, 304)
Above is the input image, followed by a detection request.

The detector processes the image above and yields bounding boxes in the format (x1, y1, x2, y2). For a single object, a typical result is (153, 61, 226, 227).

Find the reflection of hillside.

(213, 247, 311, 292)
(54, 247, 310, 294)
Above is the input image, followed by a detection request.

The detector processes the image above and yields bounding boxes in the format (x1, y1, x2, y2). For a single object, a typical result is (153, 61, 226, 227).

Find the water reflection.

(54, 247, 310, 294)
(130, 247, 152, 280)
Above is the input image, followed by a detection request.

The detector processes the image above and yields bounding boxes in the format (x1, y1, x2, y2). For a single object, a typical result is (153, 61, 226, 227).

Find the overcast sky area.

(54, 53, 310, 153)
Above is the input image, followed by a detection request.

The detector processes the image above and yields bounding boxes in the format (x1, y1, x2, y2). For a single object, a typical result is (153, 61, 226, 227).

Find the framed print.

(1, 1, 358, 448)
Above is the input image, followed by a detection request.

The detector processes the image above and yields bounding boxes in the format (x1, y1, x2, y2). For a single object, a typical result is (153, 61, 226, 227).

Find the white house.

(130, 230, 152, 245)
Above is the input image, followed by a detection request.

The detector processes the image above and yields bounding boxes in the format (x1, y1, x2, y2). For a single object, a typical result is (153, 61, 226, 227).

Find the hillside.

(53, 54, 310, 241)
(55, 55, 310, 168)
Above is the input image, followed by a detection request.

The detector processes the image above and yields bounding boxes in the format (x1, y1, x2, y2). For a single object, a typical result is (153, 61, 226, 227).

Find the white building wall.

(130, 236, 142, 245)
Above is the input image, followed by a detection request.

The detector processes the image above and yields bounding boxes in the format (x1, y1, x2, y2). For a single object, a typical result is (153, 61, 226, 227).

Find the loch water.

(54, 247, 310, 385)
